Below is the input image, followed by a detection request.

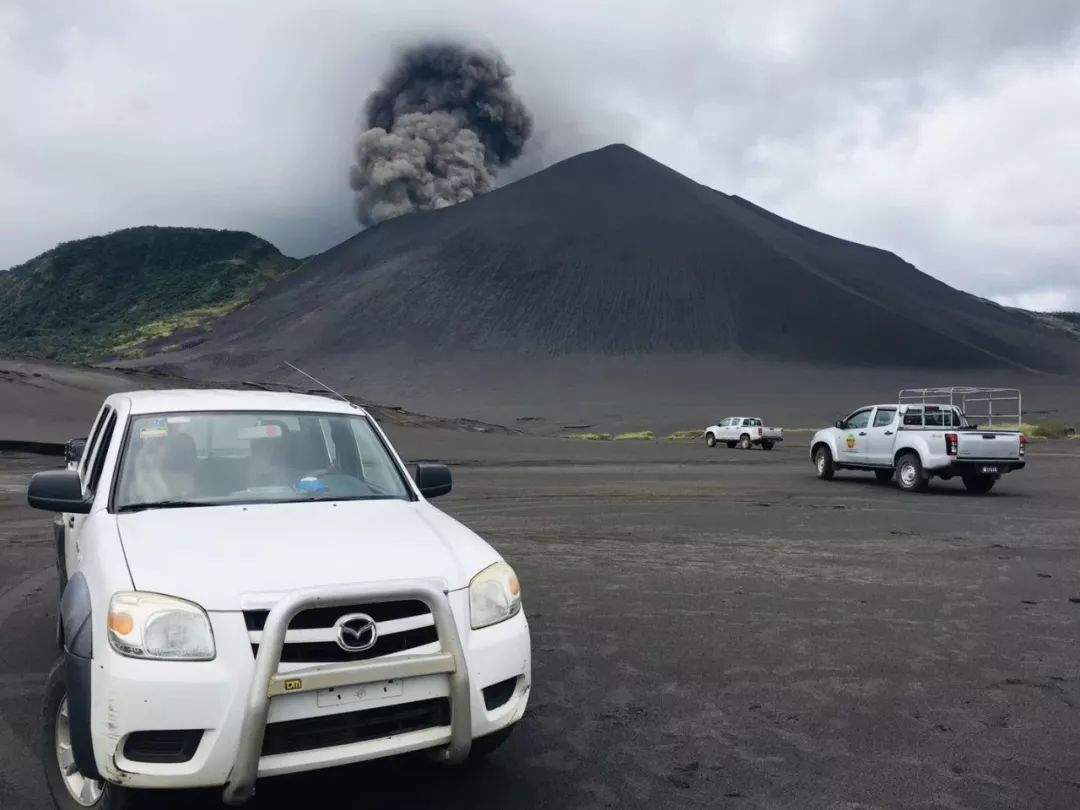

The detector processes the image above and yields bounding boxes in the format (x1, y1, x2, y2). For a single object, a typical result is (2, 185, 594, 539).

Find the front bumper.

(90, 580, 530, 802)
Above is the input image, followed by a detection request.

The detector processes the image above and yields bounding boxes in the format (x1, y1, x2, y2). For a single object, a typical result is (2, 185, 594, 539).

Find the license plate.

(980, 466, 999, 474)
(316, 678, 403, 708)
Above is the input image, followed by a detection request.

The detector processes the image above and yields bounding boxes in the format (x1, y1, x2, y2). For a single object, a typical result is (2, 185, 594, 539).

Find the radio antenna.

(283, 362, 359, 408)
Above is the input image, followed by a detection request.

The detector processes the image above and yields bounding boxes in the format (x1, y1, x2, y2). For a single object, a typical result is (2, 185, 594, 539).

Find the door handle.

(858, 432, 867, 436)
(884, 430, 893, 435)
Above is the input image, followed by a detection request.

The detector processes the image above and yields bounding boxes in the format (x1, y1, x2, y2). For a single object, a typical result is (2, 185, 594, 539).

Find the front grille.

(252, 625, 438, 663)
(243, 600, 430, 631)
(123, 730, 203, 763)
(244, 599, 438, 665)
(261, 698, 450, 756)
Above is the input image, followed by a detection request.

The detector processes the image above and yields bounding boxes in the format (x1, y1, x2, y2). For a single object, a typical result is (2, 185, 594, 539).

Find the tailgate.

(763, 427, 783, 439)
(957, 431, 1020, 460)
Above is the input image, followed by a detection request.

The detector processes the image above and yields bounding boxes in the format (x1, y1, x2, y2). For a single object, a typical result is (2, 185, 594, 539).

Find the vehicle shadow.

(133, 751, 543, 809)
(821, 473, 1027, 498)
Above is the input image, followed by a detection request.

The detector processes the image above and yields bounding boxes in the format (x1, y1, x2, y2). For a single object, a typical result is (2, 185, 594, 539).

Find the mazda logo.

(333, 612, 378, 652)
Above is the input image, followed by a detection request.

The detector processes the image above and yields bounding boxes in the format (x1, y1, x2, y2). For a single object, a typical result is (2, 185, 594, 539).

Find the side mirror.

(65, 437, 88, 466)
(834, 420, 844, 429)
(414, 463, 452, 499)
(27, 470, 92, 513)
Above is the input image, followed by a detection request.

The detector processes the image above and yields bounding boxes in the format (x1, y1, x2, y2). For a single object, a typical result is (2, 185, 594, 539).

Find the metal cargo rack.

(898, 387, 1021, 427)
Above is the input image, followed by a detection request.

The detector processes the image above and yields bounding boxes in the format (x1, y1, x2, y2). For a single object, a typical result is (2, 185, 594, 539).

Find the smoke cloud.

(349, 42, 533, 226)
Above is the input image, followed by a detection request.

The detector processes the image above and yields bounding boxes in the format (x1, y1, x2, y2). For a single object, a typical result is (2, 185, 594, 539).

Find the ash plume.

(350, 42, 532, 226)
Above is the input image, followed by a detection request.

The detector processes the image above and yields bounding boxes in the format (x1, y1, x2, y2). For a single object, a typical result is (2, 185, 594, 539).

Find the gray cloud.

(1, 1, 1078, 308)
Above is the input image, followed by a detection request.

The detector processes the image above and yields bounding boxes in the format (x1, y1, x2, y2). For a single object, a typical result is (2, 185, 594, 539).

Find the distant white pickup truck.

(811, 402, 1026, 493)
(705, 417, 783, 450)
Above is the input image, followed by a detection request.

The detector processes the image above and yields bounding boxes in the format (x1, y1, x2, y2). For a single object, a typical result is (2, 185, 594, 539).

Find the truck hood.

(116, 499, 499, 611)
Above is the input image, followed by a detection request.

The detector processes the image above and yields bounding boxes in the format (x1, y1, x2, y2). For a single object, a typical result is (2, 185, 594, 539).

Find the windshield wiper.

(117, 500, 215, 514)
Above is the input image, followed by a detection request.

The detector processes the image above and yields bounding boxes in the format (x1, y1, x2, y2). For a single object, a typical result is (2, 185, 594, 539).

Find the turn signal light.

(757, 427, 763, 436)
(1019, 434, 1026, 456)
(945, 433, 958, 456)
(108, 612, 135, 635)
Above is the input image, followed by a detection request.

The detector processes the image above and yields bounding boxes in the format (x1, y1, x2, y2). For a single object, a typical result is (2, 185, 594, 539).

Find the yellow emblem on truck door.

(845, 434, 856, 449)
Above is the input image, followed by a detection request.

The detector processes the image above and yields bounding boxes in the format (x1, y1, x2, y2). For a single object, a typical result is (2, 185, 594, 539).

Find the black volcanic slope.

(145, 145, 1078, 371)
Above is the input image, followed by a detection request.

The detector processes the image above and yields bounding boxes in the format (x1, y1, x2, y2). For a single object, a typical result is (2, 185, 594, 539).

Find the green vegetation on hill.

(0, 226, 299, 362)
(1051, 311, 1080, 328)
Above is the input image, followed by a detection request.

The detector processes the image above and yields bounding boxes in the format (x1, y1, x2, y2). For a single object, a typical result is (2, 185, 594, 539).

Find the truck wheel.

(962, 473, 996, 494)
(42, 659, 131, 809)
(814, 446, 835, 480)
(738, 434, 752, 450)
(896, 453, 928, 493)
(468, 725, 515, 761)
(706, 432, 716, 448)
(874, 469, 893, 483)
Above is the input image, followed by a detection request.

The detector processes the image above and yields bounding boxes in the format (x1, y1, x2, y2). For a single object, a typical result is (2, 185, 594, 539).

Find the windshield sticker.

(295, 476, 329, 495)
(845, 434, 856, 449)
(139, 418, 169, 439)
(238, 424, 283, 440)
(166, 415, 190, 424)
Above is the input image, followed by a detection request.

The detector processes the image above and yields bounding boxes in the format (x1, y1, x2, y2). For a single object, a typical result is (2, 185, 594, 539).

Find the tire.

(42, 659, 131, 810)
(814, 445, 835, 480)
(874, 469, 893, 483)
(725, 441, 736, 449)
(761, 440, 774, 451)
(895, 452, 928, 492)
(962, 473, 996, 494)
(469, 725, 515, 761)
(706, 432, 717, 448)
(738, 434, 752, 450)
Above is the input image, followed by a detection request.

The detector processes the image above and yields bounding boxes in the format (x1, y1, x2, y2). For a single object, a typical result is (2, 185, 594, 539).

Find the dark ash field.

(2, 431, 1078, 809)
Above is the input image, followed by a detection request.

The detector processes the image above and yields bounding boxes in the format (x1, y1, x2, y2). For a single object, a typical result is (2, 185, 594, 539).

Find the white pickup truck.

(705, 417, 783, 450)
(28, 390, 530, 808)
(810, 403, 1026, 493)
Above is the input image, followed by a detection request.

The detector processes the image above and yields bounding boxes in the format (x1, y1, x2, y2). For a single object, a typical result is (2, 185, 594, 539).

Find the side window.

(873, 408, 896, 427)
(902, 408, 923, 426)
(845, 409, 872, 430)
(87, 411, 118, 495)
(80, 406, 113, 481)
(79, 406, 109, 479)
(924, 408, 945, 427)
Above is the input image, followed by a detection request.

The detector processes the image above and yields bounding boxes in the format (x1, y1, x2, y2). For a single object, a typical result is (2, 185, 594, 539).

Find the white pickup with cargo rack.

(810, 386, 1027, 493)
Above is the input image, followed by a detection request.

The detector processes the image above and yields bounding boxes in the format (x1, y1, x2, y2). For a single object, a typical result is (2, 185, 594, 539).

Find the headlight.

(469, 562, 522, 629)
(107, 592, 215, 661)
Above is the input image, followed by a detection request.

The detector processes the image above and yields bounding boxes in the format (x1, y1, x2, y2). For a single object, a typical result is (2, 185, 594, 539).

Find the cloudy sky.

(2, 0, 1078, 310)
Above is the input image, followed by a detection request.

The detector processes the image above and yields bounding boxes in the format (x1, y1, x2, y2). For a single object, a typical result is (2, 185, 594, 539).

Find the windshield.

(114, 411, 411, 511)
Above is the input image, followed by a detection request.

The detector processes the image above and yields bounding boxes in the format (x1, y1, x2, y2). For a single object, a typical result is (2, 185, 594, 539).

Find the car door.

(865, 407, 898, 465)
(61, 406, 107, 578)
(64, 407, 116, 577)
(716, 418, 732, 441)
(836, 408, 872, 463)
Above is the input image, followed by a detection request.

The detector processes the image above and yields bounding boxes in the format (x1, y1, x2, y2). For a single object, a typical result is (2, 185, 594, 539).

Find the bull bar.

(221, 579, 471, 805)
